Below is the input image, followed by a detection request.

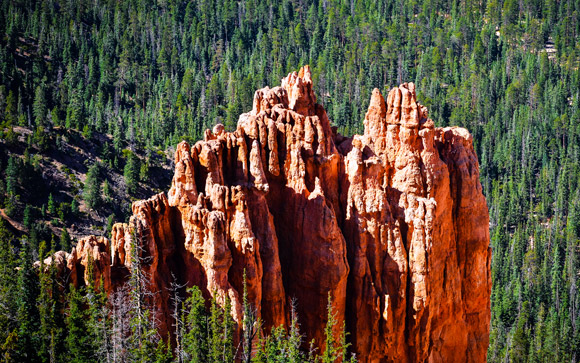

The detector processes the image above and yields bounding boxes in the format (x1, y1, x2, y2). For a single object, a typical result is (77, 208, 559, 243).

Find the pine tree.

(103, 179, 112, 202)
(60, 228, 71, 251)
(84, 163, 101, 210)
(22, 204, 33, 230)
(32, 85, 47, 126)
(15, 239, 40, 362)
(154, 339, 173, 363)
(70, 198, 79, 216)
(5, 156, 18, 197)
(38, 241, 56, 363)
(33, 126, 49, 152)
(183, 286, 208, 362)
(321, 294, 355, 363)
(209, 294, 223, 362)
(222, 294, 235, 362)
(124, 152, 140, 195)
(47, 193, 56, 215)
(65, 285, 94, 362)
(252, 299, 313, 363)
(0, 221, 17, 359)
(287, 299, 304, 362)
(322, 294, 338, 363)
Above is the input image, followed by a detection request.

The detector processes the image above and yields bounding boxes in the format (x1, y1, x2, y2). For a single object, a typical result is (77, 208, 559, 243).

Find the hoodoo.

(51, 66, 491, 362)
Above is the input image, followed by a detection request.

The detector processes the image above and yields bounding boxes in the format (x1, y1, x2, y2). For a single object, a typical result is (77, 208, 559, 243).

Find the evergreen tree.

(65, 285, 94, 362)
(183, 286, 209, 362)
(33, 86, 47, 126)
(60, 228, 71, 251)
(0, 221, 17, 360)
(209, 294, 224, 362)
(103, 179, 112, 202)
(153, 338, 173, 363)
(222, 294, 235, 362)
(124, 152, 140, 195)
(287, 299, 305, 362)
(22, 204, 33, 230)
(84, 163, 101, 210)
(5, 156, 18, 197)
(322, 294, 354, 363)
(38, 240, 60, 363)
(47, 193, 56, 215)
(33, 126, 49, 152)
(15, 239, 40, 362)
(70, 198, 79, 216)
(321, 294, 339, 363)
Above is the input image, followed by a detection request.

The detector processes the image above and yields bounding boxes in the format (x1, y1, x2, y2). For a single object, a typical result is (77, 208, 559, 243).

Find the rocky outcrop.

(54, 66, 491, 362)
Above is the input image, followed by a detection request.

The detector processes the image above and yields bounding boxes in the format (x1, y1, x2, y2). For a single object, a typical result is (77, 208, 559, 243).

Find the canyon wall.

(53, 66, 491, 362)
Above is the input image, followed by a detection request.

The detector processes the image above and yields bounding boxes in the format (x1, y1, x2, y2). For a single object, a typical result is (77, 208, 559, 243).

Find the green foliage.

(209, 292, 228, 362)
(22, 204, 33, 230)
(102, 180, 112, 202)
(154, 338, 173, 363)
(83, 163, 101, 210)
(5, 156, 18, 197)
(252, 296, 355, 363)
(33, 126, 49, 152)
(183, 286, 209, 362)
(252, 300, 307, 363)
(70, 198, 79, 216)
(65, 286, 95, 362)
(38, 239, 65, 363)
(321, 295, 353, 363)
(124, 151, 140, 195)
(105, 214, 115, 236)
(47, 193, 56, 215)
(15, 240, 40, 361)
(139, 162, 149, 183)
(60, 228, 71, 251)
(0, 221, 17, 360)
(322, 295, 338, 363)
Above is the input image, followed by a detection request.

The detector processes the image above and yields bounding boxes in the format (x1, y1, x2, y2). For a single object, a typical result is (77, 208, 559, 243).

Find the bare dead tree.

(110, 285, 131, 362)
(237, 271, 260, 363)
(126, 219, 163, 360)
(168, 272, 187, 363)
(107, 220, 162, 362)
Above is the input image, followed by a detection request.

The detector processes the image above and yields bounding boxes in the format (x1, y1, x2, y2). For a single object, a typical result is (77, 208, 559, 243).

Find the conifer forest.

(0, 0, 579, 361)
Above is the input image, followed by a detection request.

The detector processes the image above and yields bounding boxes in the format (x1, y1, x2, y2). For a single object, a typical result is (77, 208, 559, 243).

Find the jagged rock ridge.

(51, 66, 491, 362)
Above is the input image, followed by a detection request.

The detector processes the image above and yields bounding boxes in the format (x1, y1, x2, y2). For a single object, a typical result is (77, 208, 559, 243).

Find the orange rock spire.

(54, 66, 491, 362)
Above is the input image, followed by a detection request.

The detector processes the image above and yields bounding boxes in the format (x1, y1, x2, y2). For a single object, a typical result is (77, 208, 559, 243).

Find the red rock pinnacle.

(52, 66, 491, 362)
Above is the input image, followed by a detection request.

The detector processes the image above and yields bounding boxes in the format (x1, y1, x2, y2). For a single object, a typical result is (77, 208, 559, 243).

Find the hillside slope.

(0, 125, 172, 248)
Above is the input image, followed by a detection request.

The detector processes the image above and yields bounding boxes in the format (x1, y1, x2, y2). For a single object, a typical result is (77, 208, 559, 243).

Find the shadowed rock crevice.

(48, 66, 491, 362)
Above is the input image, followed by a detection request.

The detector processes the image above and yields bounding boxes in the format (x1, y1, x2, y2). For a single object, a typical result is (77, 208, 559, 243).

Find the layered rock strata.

(54, 66, 491, 362)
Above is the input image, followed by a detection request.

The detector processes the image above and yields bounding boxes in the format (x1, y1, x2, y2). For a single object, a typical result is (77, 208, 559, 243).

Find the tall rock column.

(51, 66, 491, 362)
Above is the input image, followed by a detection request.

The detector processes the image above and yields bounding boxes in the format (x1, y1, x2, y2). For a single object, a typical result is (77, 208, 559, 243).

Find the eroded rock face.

(54, 67, 491, 362)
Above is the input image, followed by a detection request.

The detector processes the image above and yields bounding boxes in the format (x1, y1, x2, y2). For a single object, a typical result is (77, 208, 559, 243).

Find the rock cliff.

(54, 66, 491, 362)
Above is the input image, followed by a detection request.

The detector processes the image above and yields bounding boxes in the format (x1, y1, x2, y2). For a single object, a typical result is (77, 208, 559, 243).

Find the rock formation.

(54, 66, 491, 362)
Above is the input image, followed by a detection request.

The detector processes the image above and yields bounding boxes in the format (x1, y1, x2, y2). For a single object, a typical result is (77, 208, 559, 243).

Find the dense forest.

(0, 0, 579, 361)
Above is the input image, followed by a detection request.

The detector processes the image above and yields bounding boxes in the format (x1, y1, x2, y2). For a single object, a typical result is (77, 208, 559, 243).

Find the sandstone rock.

(51, 66, 491, 362)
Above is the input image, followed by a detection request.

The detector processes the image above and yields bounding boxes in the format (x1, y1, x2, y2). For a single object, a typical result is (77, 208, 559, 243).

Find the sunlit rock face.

(57, 66, 491, 362)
